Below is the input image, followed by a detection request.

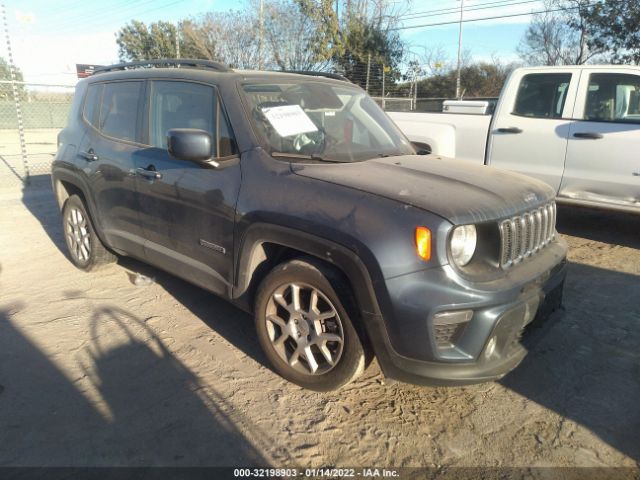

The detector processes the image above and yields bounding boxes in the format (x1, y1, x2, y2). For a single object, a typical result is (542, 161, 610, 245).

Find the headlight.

(450, 224, 477, 267)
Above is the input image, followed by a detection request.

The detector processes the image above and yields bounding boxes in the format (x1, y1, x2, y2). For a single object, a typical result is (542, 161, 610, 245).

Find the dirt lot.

(0, 177, 639, 473)
(0, 129, 58, 186)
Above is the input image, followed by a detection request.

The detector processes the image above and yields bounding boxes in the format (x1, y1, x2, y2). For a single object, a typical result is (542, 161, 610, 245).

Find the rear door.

(486, 69, 580, 191)
(560, 69, 640, 210)
(79, 80, 145, 256)
(134, 79, 241, 295)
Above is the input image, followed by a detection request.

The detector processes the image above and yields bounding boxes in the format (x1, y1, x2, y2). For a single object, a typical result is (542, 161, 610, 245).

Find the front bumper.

(367, 238, 567, 386)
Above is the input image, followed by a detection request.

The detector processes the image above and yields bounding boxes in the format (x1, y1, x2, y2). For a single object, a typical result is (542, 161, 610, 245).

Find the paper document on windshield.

(262, 105, 318, 137)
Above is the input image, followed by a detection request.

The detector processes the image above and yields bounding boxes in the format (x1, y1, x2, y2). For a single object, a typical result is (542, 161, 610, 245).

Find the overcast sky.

(1, 0, 546, 85)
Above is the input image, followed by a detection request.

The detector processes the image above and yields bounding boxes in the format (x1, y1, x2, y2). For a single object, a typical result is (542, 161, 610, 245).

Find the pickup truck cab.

(390, 65, 640, 214)
(52, 60, 567, 391)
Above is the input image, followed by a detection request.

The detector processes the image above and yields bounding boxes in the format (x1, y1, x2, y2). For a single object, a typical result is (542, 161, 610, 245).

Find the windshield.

(241, 81, 415, 162)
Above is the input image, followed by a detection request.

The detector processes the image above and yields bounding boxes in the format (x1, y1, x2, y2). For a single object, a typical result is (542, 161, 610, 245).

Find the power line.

(402, 0, 543, 20)
(28, 0, 184, 36)
(36, 0, 138, 22)
(393, 3, 596, 31)
(37, 0, 172, 28)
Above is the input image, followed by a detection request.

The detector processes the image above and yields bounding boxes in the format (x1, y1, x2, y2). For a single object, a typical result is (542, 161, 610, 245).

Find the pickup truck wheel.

(255, 260, 366, 391)
(62, 195, 116, 271)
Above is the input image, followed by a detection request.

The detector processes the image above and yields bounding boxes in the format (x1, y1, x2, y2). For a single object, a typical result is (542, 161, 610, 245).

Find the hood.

(291, 155, 555, 225)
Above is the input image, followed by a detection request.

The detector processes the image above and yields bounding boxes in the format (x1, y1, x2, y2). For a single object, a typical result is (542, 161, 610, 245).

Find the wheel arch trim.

(233, 223, 383, 317)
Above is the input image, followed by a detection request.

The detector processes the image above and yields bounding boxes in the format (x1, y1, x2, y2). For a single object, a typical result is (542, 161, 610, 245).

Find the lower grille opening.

(434, 323, 467, 348)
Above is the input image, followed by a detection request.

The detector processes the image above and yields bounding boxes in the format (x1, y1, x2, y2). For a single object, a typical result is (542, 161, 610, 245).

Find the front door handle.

(135, 167, 162, 180)
(496, 127, 523, 134)
(79, 149, 99, 162)
(573, 132, 603, 139)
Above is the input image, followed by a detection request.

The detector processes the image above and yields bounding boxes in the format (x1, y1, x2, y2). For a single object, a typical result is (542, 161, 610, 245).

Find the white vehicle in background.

(389, 65, 640, 214)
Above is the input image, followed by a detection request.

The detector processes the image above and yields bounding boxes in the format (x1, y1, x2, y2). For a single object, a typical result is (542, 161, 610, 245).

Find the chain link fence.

(0, 80, 74, 187)
(340, 60, 497, 113)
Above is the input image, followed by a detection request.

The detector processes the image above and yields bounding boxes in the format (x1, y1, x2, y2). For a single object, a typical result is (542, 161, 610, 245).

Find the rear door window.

(584, 73, 640, 123)
(513, 73, 572, 119)
(98, 81, 143, 142)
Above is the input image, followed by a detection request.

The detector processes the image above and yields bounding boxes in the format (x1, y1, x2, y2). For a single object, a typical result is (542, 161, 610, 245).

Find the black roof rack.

(93, 59, 231, 75)
(283, 71, 351, 83)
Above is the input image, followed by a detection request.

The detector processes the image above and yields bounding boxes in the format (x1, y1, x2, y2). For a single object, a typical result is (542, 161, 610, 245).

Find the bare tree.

(517, 0, 603, 66)
(260, 0, 333, 71)
(178, 10, 265, 69)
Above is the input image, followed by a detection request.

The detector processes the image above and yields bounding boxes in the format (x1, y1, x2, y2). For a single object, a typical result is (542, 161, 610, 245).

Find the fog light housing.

(432, 310, 473, 349)
(485, 336, 498, 359)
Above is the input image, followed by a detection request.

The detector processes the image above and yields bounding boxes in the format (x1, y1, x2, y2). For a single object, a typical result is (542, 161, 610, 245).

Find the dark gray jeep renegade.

(52, 59, 567, 391)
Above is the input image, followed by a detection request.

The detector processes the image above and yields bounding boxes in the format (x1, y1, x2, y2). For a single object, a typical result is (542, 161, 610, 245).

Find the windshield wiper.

(271, 152, 344, 163)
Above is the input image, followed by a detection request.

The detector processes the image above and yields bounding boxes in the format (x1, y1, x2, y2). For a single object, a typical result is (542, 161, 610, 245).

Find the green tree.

(116, 20, 179, 61)
(0, 57, 25, 100)
(581, 0, 640, 64)
(414, 62, 515, 98)
(295, 0, 407, 89)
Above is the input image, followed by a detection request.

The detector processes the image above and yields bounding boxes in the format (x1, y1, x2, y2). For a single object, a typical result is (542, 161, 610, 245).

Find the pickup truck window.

(585, 73, 640, 123)
(513, 73, 571, 119)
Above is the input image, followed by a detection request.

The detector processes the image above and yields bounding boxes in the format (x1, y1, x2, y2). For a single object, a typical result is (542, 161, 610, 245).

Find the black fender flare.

(51, 167, 107, 243)
(233, 223, 383, 317)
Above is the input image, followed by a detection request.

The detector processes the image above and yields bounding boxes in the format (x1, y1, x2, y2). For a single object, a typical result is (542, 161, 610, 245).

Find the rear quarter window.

(82, 83, 103, 129)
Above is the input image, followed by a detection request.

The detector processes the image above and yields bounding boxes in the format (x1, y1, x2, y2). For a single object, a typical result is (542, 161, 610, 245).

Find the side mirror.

(167, 128, 213, 164)
(411, 141, 431, 156)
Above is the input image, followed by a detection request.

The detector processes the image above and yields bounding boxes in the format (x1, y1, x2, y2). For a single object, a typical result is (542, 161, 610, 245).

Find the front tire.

(255, 259, 366, 391)
(62, 195, 116, 271)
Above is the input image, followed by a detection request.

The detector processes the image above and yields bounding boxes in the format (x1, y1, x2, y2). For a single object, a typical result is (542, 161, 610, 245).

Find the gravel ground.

(0, 177, 638, 473)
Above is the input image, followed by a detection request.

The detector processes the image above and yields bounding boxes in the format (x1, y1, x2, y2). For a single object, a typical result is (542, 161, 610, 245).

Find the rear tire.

(62, 195, 116, 271)
(255, 259, 366, 391)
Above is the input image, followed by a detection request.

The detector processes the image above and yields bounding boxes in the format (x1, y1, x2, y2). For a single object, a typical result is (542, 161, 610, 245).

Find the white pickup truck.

(389, 65, 640, 214)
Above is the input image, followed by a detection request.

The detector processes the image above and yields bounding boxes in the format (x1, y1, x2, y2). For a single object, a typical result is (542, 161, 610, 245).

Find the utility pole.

(1, 3, 29, 185)
(381, 65, 385, 110)
(455, 0, 464, 99)
(258, 0, 264, 70)
(175, 22, 180, 59)
(365, 52, 371, 93)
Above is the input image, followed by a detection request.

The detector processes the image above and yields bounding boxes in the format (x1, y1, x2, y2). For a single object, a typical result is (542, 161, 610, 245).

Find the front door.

(486, 69, 580, 191)
(560, 70, 640, 210)
(134, 80, 241, 295)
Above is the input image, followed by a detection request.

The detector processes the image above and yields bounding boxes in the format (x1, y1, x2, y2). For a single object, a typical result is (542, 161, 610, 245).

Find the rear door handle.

(79, 150, 99, 162)
(135, 167, 162, 180)
(496, 127, 523, 134)
(573, 132, 603, 139)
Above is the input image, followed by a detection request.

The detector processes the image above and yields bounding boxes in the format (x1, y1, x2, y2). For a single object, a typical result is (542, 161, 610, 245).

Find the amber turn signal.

(415, 227, 432, 260)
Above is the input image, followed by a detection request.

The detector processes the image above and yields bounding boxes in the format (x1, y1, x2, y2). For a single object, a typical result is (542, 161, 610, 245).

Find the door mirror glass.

(167, 128, 212, 163)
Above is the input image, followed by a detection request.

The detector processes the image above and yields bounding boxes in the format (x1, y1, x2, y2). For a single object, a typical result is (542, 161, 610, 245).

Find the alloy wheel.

(66, 207, 91, 263)
(265, 282, 344, 375)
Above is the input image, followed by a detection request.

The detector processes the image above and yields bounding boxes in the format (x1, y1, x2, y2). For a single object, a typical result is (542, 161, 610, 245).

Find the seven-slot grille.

(499, 201, 556, 268)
